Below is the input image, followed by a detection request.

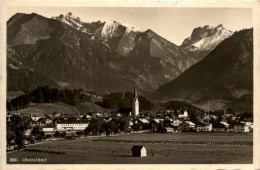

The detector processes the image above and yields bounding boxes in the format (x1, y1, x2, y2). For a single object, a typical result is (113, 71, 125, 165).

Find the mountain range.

(7, 12, 252, 111)
(7, 12, 232, 93)
(153, 29, 253, 111)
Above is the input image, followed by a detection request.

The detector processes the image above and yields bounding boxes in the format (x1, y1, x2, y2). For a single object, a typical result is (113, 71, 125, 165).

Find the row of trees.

(7, 86, 91, 111)
(84, 118, 130, 136)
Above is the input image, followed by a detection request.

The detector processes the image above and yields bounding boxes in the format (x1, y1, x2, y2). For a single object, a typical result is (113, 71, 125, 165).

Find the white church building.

(132, 87, 139, 116)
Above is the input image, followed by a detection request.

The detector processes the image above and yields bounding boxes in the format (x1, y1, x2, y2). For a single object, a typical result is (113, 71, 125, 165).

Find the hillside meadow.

(8, 102, 106, 116)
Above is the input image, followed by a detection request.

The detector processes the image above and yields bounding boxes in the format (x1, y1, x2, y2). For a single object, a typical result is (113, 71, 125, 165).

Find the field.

(7, 133, 253, 164)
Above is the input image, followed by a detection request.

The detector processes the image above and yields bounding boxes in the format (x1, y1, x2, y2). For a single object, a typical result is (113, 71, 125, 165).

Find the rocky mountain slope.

(7, 12, 235, 96)
(7, 13, 136, 93)
(7, 12, 199, 93)
(180, 24, 233, 62)
(153, 29, 253, 111)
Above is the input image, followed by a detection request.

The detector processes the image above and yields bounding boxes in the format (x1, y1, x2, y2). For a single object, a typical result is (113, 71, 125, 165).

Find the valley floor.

(7, 132, 253, 164)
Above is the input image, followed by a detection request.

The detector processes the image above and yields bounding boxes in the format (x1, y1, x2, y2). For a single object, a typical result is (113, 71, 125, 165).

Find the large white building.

(56, 120, 89, 131)
(132, 87, 139, 116)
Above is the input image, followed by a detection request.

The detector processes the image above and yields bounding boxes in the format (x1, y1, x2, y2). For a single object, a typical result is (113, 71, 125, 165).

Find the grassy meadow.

(7, 132, 253, 164)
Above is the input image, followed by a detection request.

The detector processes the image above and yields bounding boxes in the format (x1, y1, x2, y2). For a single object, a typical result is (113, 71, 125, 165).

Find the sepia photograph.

(1, 1, 260, 169)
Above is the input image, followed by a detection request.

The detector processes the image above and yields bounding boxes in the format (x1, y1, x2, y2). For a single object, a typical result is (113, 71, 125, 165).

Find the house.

(241, 121, 253, 130)
(163, 119, 173, 127)
(161, 126, 174, 133)
(116, 113, 123, 118)
(152, 119, 161, 124)
(179, 121, 196, 132)
(129, 120, 134, 129)
(171, 119, 182, 127)
(104, 117, 112, 123)
(178, 110, 188, 118)
(38, 117, 53, 127)
(86, 115, 92, 120)
(220, 121, 230, 128)
(57, 119, 89, 131)
(138, 118, 149, 124)
(96, 113, 104, 118)
(43, 127, 54, 133)
(136, 118, 150, 130)
(204, 114, 217, 119)
(234, 122, 250, 132)
(131, 145, 147, 157)
(31, 114, 42, 122)
(223, 113, 233, 118)
(213, 122, 228, 132)
(196, 122, 212, 132)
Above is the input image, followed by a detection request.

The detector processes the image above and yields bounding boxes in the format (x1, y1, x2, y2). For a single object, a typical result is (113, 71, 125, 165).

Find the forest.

(7, 86, 91, 111)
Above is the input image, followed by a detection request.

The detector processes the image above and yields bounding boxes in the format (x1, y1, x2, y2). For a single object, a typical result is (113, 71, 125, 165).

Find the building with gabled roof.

(178, 110, 188, 118)
(213, 122, 228, 132)
(131, 145, 147, 157)
(234, 122, 250, 132)
(196, 122, 212, 132)
(220, 121, 230, 128)
(179, 121, 196, 132)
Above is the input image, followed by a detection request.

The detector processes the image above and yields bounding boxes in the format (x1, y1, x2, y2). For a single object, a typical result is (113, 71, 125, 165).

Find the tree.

(32, 87, 44, 103)
(31, 126, 45, 141)
(45, 134, 52, 140)
(84, 127, 90, 136)
(133, 123, 141, 131)
(217, 114, 223, 123)
(107, 121, 116, 133)
(114, 127, 120, 134)
(53, 131, 60, 138)
(118, 118, 129, 133)
(76, 131, 83, 137)
(7, 126, 14, 147)
(106, 129, 112, 136)
(60, 132, 66, 138)
(210, 117, 216, 124)
(189, 112, 198, 124)
(7, 115, 27, 149)
(88, 119, 101, 136)
(14, 127, 25, 150)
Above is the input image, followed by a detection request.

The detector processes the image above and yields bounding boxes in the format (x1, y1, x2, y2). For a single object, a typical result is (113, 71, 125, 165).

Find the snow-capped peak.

(120, 21, 143, 32)
(101, 20, 143, 37)
(182, 24, 233, 51)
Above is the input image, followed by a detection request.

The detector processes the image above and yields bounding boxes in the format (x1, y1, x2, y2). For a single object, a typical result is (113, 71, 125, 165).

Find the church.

(132, 87, 139, 116)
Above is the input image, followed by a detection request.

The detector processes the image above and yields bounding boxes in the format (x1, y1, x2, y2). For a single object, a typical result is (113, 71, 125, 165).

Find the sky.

(7, 7, 252, 45)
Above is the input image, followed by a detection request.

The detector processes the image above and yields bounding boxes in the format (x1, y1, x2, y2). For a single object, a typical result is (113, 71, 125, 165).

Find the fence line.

(93, 139, 253, 146)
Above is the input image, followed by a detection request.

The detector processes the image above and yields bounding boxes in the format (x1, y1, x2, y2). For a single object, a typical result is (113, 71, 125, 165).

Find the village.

(7, 107, 253, 136)
(7, 106, 253, 151)
(6, 88, 253, 152)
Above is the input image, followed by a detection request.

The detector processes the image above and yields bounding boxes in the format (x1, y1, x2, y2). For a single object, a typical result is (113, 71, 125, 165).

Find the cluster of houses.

(7, 108, 253, 137)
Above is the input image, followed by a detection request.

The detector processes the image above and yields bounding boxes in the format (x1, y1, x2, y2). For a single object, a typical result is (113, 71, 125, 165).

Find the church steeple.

(134, 87, 138, 98)
(132, 87, 139, 116)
